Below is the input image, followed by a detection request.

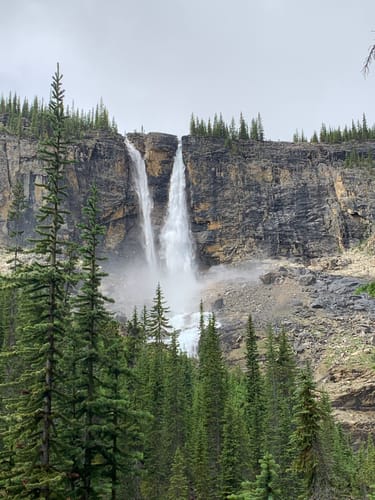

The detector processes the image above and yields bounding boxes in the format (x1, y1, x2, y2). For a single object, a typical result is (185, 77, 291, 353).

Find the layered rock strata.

(182, 136, 375, 265)
(1, 130, 375, 265)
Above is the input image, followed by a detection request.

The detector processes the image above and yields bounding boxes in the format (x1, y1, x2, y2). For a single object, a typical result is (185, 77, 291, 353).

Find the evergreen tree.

(70, 184, 115, 498)
(193, 315, 226, 499)
(239, 113, 249, 140)
(252, 452, 281, 500)
(290, 367, 333, 499)
(167, 447, 190, 500)
(7, 180, 27, 272)
(220, 380, 250, 498)
(125, 307, 146, 370)
(190, 113, 197, 135)
(0, 63, 72, 497)
(148, 283, 172, 345)
(162, 332, 193, 471)
(310, 131, 319, 143)
(244, 315, 264, 476)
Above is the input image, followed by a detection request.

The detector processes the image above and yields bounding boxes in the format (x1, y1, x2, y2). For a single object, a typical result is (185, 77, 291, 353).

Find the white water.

(159, 143, 198, 313)
(120, 139, 201, 354)
(125, 137, 157, 271)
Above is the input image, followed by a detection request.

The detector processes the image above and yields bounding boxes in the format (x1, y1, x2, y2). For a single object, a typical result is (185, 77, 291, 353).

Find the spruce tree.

(70, 184, 115, 498)
(252, 452, 281, 500)
(193, 315, 226, 499)
(148, 283, 172, 345)
(167, 447, 190, 500)
(7, 180, 27, 273)
(239, 113, 249, 140)
(0, 64, 74, 498)
(220, 385, 250, 498)
(244, 315, 264, 476)
(290, 367, 332, 499)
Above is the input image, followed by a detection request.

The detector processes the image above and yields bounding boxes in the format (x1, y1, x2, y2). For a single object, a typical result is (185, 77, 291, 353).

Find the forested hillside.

(0, 68, 375, 499)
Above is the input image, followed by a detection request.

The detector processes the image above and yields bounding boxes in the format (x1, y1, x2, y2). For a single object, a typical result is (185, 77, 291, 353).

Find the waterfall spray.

(125, 137, 157, 271)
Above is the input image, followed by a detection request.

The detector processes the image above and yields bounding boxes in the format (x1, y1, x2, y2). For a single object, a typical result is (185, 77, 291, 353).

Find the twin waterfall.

(125, 137, 197, 315)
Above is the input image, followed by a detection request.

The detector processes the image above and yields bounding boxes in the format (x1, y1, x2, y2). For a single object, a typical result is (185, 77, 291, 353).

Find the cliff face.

(183, 136, 375, 265)
(1, 130, 375, 265)
(0, 131, 177, 257)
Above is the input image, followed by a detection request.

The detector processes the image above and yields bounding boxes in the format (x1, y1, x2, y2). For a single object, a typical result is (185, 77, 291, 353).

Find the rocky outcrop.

(183, 136, 375, 265)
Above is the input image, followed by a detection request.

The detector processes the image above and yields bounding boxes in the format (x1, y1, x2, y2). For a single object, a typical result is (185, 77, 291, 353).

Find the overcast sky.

(1, 0, 375, 141)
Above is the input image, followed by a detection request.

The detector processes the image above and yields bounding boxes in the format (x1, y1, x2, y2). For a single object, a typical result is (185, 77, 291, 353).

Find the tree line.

(189, 113, 265, 142)
(0, 67, 374, 499)
(293, 113, 375, 144)
(0, 92, 118, 139)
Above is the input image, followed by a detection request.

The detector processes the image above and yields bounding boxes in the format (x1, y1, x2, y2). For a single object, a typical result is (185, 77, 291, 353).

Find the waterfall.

(125, 137, 157, 271)
(118, 138, 201, 353)
(160, 143, 197, 312)
(160, 143, 195, 276)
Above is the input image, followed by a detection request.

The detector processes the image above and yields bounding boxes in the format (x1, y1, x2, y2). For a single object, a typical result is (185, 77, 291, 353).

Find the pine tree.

(244, 315, 264, 476)
(125, 307, 146, 370)
(70, 184, 115, 498)
(252, 452, 281, 500)
(193, 315, 226, 499)
(0, 63, 72, 497)
(190, 113, 196, 135)
(290, 367, 333, 500)
(220, 385, 250, 498)
(239, 113, 249, 140)
(162, 332, 193, 470)
(101, 322, 143, 500)
(310, 131, 319, 143)
(274, 329, 298, 497)
(250, 118, 259, 141)
(148, 283, 172, 345)
(7, 180, 27, 273)
(167, 447, 190, 500)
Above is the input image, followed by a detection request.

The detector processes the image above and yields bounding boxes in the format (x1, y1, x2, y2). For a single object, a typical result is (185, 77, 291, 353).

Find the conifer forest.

(0, 68, 375, 500)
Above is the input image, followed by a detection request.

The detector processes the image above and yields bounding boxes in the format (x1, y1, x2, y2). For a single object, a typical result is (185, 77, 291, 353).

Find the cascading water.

(125, 137, 157, 272)
(122, 138, 203, 354)
(159, 143, 199, 324)
(160, 143, 195, 277)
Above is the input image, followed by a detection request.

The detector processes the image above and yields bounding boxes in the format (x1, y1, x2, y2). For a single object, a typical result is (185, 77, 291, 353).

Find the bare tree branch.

(363, 44, 375, 76)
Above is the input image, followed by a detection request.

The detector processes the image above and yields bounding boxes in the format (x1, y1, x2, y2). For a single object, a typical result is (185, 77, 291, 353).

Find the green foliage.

(252, 452, 281, 500)
(190, 112, 265, 141)
(356, 281, 375, 297)
(0, 67, 373, 498)
(0, 91, 117, 139)
(147, 283, 173, 345)
(6, 180, 27, 272)
(0, 63, 72, 497)
(166, 447, 189, 500)
(192, 314, 226, 499)
(245, 315, 264, 476)
(307, 113, 375, 144)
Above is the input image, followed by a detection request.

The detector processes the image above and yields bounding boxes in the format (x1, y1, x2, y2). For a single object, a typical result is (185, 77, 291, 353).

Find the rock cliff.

(1, 130, 375, 265)
(0, 130, 177, 258)
(182, 136, 375, 265)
